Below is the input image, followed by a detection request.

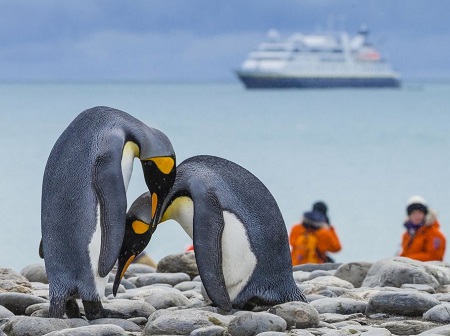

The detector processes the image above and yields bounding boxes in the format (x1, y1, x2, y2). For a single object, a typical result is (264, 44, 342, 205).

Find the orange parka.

(400, 219, 446, 262)
(289, 224, 342, 266)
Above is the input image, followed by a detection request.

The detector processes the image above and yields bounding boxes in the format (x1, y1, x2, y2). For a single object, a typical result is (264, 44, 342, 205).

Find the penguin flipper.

(193, 189, 232, 311)
(93, 148, 128, 278)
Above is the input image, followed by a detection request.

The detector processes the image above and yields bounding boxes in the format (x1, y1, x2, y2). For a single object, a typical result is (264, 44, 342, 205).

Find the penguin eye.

(131, 220, 150, 234)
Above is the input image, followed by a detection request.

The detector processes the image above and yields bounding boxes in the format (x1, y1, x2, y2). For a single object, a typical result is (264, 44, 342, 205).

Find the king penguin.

(40, 106, 176, 319)
(113, 155, 306, 311)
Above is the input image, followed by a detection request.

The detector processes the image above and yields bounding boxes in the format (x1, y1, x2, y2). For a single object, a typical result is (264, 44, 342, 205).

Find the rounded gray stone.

(103, 299, 156, 318)
(292, 263, 342, 272)
(366, 290, 440, 316)
(302, 276, 354, 289)
(0, 304, 14, 318)
(20, 264, 48, 284)
(227, 311, 287, 336)
(1, 316, 89, 336)
(0, 292, 48, 315)
(175, 281, 202, 292)
(310, 297, 367, 315)
(105, 282, 125, 297)
(134, 272, 191, 287)
(417, 324, 450, 335)
(143, 287, 191, 309)
(43, 324, 127, 335)
(380, 320, 439, 335)
(423, 303, 450, 323)
(268, 301, 320, 329)
(157, 252, 199, 279)
(89, 318, 141, 332)
(0, 268, 32, 294)
(25, 302, 50, 315)
(334, 262, 373, 288)
(144, 308, 231, 335)
(126, 263, 156, 274)
(362, 257, 443, 289)
(189, 325, 227, 336)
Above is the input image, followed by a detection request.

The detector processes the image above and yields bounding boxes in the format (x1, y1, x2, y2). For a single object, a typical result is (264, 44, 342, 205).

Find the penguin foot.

(65, 298, 81, 318)
(82, 301, 128, 320)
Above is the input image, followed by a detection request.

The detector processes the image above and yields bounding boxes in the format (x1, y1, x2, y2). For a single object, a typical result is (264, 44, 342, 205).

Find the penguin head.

(113, 192, 156, 295)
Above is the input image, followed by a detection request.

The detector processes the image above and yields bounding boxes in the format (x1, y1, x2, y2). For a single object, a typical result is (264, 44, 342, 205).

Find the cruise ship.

(236, 27, 401, 89)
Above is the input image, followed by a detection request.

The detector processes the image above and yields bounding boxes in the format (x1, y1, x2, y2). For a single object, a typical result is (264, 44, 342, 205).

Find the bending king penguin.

(114, 155, 307, 310)
(40, 106, 175, 319)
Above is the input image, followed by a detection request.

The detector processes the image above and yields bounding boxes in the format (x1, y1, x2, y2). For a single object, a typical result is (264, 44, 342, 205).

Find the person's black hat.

(313, 201, 328, 215)
(406, 195, 428, 216)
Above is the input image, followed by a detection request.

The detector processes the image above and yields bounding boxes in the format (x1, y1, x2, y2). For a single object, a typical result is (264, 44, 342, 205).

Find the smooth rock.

(89, 318, 141, 332)
(380, 320, 439, 335)
(142, 287, 191, 309)
(418, 324, 450, 335)
(0, 305, 14, 318)
(189, 325, 227, 336)
(338, 324, 392, 335)
(293, 271, 310, 283)
(302, 276, 354, 289)
(423, 303, 450, 323)
(20, 264, 48, 284)
(1, 316, 89, 336)
(310, 297, 367, 315)
(366, 290, 440, 316)
(320, 313, 364, 323)
(268, 301, 319, 329)
(401, 283, 436, 294)
(0, 292, 48, 315)
(175, 281, 202, 292)
(102, 299, 156, 318)
(127, 264, 156, 274)
(105, 283, 125, 297)
(144, 308, 232, 335)
(25, 302, 50, 316)
(157, 252, 199, 279)
(362, 257, 448, 289)
(334, 261, 372, 288)
(293, 263, 342, 272)
(134, 272, 191, 287)
(0, 268, 32, 294)
(308, 270, 333, 280)
(43, 324, 127, 335)
(227, 311, 287, 336)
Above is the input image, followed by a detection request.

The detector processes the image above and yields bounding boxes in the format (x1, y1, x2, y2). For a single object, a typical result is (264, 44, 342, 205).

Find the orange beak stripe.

(120, 255, 136, 280)
(151, 193, 158, 219)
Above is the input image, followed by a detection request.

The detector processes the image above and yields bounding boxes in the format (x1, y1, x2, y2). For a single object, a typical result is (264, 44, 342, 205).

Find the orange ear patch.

(147, 157, 175, 174)
(132, 220, 150, 234)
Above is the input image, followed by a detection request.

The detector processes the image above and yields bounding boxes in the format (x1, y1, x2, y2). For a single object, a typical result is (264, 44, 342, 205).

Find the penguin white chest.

(162, 198, 257, 301)
(221, 211, 257, 301)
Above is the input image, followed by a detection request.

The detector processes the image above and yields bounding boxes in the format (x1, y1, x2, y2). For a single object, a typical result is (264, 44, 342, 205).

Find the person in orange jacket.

(289, 201, 342, 266)
(399, 195, 446, 261)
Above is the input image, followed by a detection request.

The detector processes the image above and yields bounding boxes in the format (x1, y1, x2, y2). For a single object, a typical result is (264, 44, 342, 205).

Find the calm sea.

(1, 82, 449, 271)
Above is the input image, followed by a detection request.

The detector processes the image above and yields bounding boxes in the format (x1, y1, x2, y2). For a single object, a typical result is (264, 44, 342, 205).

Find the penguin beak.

(113, 218, 157, 296)
(113, 252, 136, 296)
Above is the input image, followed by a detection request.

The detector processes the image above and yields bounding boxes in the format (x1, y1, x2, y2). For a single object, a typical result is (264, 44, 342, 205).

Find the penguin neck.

(161, 196, 194, 238)
(121, 141, 140, 190)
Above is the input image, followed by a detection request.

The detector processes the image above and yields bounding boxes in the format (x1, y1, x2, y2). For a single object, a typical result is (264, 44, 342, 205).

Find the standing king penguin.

(114, 155, 307, 310)
(41, 106, 176, 319)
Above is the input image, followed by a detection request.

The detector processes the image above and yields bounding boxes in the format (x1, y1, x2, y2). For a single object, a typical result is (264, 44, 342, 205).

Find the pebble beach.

(2, 253, 450, 336)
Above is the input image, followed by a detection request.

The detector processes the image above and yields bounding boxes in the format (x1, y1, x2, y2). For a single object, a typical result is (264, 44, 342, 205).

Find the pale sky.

(1, 0, 449, 82)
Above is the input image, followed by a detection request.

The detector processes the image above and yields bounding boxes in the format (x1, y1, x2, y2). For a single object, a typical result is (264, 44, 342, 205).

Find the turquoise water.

(1, 82, 449, 271)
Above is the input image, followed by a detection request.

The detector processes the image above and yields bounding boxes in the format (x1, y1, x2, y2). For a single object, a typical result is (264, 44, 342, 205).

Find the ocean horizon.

(1, 81, 449, 271)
